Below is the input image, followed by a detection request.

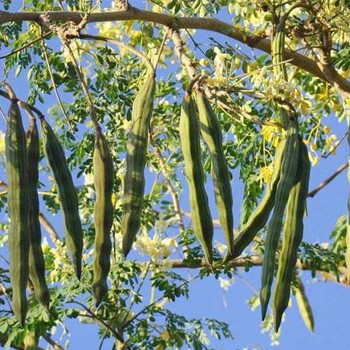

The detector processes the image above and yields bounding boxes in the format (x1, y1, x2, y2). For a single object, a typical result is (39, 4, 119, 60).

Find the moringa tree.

(0, 0, 349, 349)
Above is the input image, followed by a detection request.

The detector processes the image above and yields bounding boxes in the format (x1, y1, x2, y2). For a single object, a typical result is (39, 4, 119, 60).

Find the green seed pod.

(40, 118, 83, 280)
(121, 72, 156, 257)
(233, 138, 286, 259)
(27, 117, 50, 309)
(272, 14, 289, 128)
(260, 120, 299, 320)
(92, 128, 114, 306)
(273, 138, 310, 331)
(6, 100, 30, 326)
(294, 276, 315, 332)
(180, 92, 214, 265)
(196, 91, 234, 260)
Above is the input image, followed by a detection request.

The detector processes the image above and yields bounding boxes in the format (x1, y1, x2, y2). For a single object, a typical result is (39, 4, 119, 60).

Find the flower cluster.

(135, 229, 177, 261)
(251, 69, 298, 102)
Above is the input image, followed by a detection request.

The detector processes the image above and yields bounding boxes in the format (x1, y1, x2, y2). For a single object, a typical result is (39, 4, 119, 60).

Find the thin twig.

(122, 274, 198, 331)
(181, 210, 221, 226)
(151, 144, 189, 258)
(67, 301, 123, 342)
(322, 131, 348, 158)
(40, 26, 73, 131)
(307, 162, 348, 198)
(153, 28, 170, 70)
(79, 33, 154, 73)
(0, 93, 7, 118)
(0, 279, 13, 313)
(207, 88, 285, 129)
(120, 261, 153, 327)
(39, 213, 61, 245)
(0, 31, 52, 59)
(153, 146, 186, 234)
(63, 42, 100, 129)
(147, 0, 209, 60)
(42, 333, 64, 350)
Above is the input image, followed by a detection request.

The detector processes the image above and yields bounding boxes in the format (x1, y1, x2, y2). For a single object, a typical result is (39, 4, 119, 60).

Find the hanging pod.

(6, 99, 30, 326)
(273, 138, 310, 331)
(40, 117, 83, 280)
(234, 137, 286, 258)
(121, 71, 156, 257)
(92, 128, 114, 306)
(260, 119, 300, 320)
(196, 90, 234, 261)
(27, 117, 50, 309)
(179, 92, 214, 265)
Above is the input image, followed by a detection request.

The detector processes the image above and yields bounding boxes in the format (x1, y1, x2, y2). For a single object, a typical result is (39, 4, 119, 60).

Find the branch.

(151, 144, 189, 257)
(0, 6, 349, 94)
(38, 213, 61, 245)
(322, 132, 349, 159)
(79, 33, 154, 72)
(42, 333, 64, 350)
(166, 256, 350, 286)
(171, 30, 197, 80)
(40, 26, 73, 131)
(0, 30, 52, 59)
(67, 301, 123, 342)
(307, 162, 348, 198)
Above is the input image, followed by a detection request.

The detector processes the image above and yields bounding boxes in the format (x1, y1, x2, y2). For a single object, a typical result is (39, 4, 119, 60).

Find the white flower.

(84, 173, 94, 186)
(219, 277, 231, 291)
(216, 242, 227, 254)
(135, 232, 177, 260)
(213, 47, 228, 78)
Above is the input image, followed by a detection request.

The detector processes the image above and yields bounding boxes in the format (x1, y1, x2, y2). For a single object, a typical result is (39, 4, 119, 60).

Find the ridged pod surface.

(272, 14, 289, 127)
(92, 128, 114, 306)
(40, 118, 83, 280)
(6, 100, 30, 326)
(233, 138, 286, 259)
(260, 120, 299, 320)
(27, 117, 50, 309)
(180, 92, 214, 265)
(196, 91, 234, 260)
(121, 72, 156, 257)
(273, 138, 310, 331)
(295, 276, 315, 332)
